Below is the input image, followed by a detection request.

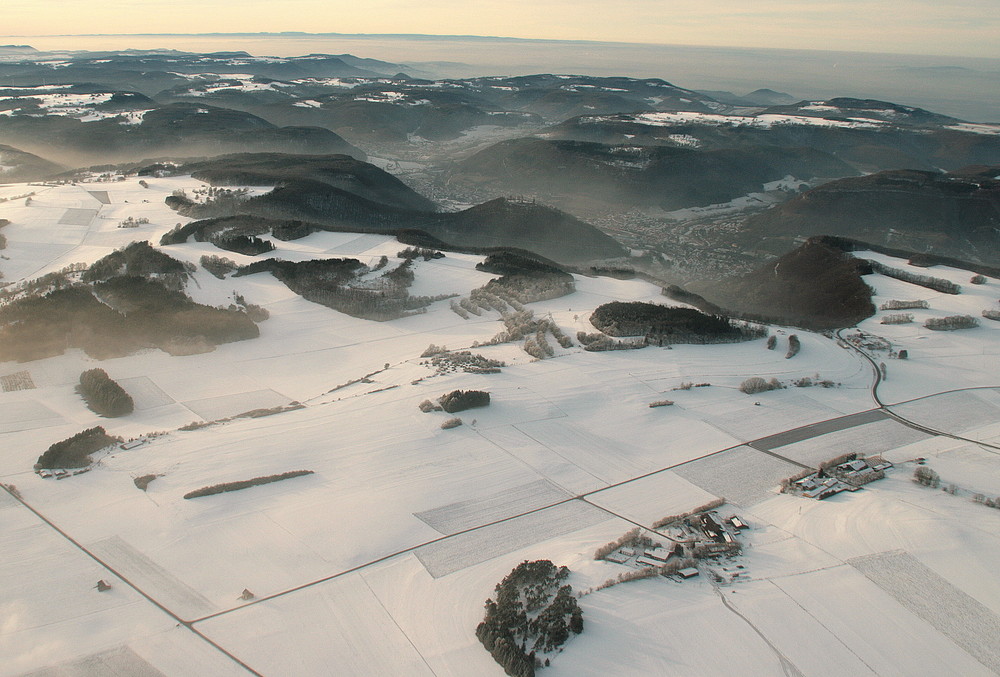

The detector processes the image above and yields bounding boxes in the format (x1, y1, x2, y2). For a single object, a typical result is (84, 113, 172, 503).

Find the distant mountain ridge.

(168, 153, 431, 211)
(547, 101, 1000, 172)
(740, 166, 1000, 265)
(0, 98, 364, 165)
(448, 137, 857, 213)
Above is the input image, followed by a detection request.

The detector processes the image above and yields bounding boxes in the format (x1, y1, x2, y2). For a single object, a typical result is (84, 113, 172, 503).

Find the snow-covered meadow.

(1, 177, 999, 675)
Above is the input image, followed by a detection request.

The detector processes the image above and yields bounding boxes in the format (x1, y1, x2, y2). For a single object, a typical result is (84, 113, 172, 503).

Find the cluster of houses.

(700, 511, 748, 544)
(790, 456, 893, 499)
(604, 511, 751, 580)
(36, 467, 91, 480)
(842, 331, 892, 353)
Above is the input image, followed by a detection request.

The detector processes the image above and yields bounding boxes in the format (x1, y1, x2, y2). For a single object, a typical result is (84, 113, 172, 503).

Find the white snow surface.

(1, 179, 999, 675)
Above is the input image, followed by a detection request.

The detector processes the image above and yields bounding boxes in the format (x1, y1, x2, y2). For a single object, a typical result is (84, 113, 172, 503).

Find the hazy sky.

(3, 0, 998, 58)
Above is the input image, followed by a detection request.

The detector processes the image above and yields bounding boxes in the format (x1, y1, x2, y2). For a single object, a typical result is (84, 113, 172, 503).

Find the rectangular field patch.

(0, 370, 35, 392)
(890, 391, 1000, 436)
(116, 376, 175, 410)
(850, 550, 1000, 674)
(414, 479, 571, 535)
(586, 470, 719, 526)
(57, 208, 98, 226)
(766, 418, 930, 467)
(325, 234, 389, 256)
(22, 646, 165, 677)
(181, 389, 289, 421)
(0, 399, 64, 432)
(414, 500, 612, 578)
(749, 409, 888, 451)
(514, 419, 647, 484)
(89, 536, 215, 619)
(673, 446, 800, 507)
(696, 395, 844, 442)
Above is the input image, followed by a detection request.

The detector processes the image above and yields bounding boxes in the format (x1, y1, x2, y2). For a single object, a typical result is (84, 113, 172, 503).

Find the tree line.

(36, 427, 120, 470)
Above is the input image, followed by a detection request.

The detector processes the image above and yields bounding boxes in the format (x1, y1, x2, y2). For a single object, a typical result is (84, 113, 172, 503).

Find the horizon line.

(2, 32, 998, 62)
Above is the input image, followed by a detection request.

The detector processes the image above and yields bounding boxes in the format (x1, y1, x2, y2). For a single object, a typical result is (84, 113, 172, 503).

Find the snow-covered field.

(1, 178, 999, 675)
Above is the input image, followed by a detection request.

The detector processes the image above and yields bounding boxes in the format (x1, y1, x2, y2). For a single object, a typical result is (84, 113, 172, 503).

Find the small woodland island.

(35, 427, 121, 470)
(77, 368, 134, 417)
(590, 301, 766, 345)
(477, 560, 583, 676)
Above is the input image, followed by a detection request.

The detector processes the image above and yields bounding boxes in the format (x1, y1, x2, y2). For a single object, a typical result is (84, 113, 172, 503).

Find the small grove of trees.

(476, 560, 583, 676)
(592, 556, 699, 592)
(881, 313, 914, 324)
(35, 427, 121, 470)
(426, 350, 505, 375)
(913, 466, 940, 488)
(970, 274, 987, 284)
(867, 261, 961, 294)
(739, 377, 783, 394)
(880, 299, 929, 310)
(83, 241, 188, 284)
(235, 256, 453, 322)
(924, 315, 979, 331)
(766, 335, 776, 350)
(419, 399, 441, 413)
(212, 234, 275, 256)
(693, 541, 742, 559)
(651, 498, 727, 529)
(576, 331, 646, 352)
(590, 302, 766, 345)
(785, 334, 800, 359)
(972, 494, 1000, 509)
(398, 247, 444, 261)
(118, 216, 150, 228)
(983, 310, 1000, 322)
(78, 368, 134, 417)
(439, 390, 490, 413)
(200, 254, 238, 279)
(134, 474, 160, 491)
(421, 344, 447, 357)
(594, 527, 660, 560)
(183, 470, 314, 499)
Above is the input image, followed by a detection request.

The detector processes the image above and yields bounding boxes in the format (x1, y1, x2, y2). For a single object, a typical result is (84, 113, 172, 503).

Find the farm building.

(647, 547, 672, 562)
(604, 551, 630, 564)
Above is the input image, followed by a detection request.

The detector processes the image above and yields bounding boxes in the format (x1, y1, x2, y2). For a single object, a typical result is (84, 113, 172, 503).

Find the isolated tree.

(740, 377, 772, 394)
(913, 466, 940, 488)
